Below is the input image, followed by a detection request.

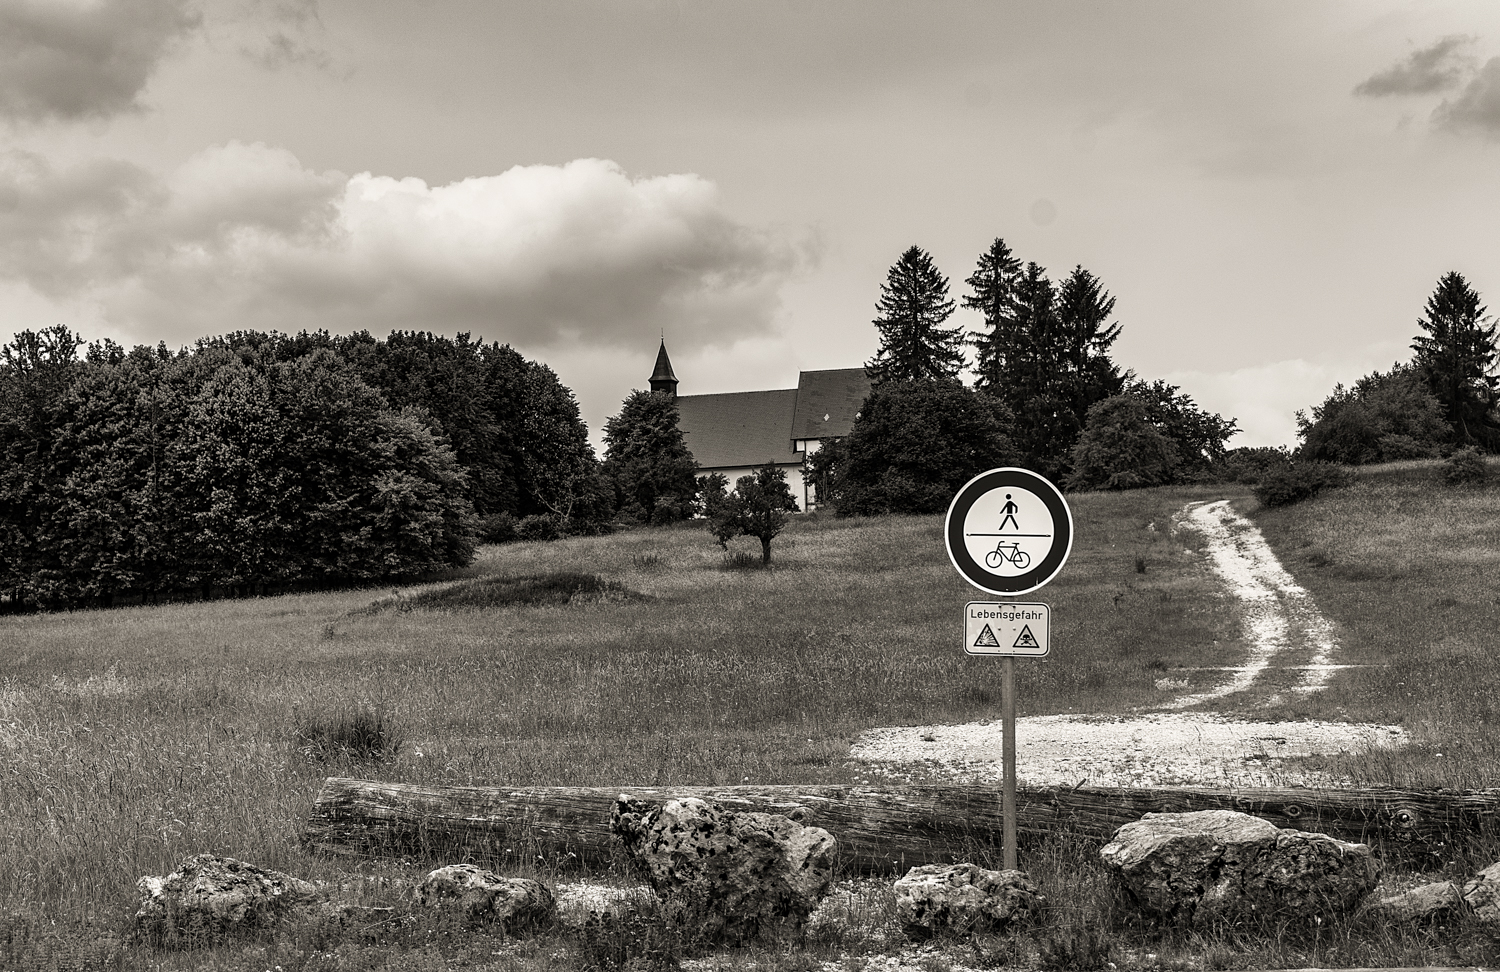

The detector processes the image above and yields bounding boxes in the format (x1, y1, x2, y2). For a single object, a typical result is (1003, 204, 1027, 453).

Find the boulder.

(413, 864, 555, 929)
(893, 863, 1045, 938)
(134, 854, 322, 940)
(611, 795, 836, 944)
(1463, 861, 1500, 923)
(1361, 881, 1465, 923)
(1100, 809, 1379, 926)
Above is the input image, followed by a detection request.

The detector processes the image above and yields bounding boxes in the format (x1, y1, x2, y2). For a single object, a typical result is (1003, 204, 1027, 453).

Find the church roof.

(649, 340, 677, 383)
(676, 389, 801, 469)
(790, 368, 872, 440)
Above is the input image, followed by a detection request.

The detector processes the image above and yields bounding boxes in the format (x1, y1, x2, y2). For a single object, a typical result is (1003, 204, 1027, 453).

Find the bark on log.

(302, 778, 1500, 873)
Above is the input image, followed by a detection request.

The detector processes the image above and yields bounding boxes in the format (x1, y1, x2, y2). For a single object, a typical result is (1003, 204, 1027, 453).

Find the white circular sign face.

(945, 468, 1073, 596)
(960, 486, 1057, 581)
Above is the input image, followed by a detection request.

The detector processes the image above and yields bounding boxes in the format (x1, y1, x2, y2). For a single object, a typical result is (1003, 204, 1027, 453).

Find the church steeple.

(649, 339, 678, 398)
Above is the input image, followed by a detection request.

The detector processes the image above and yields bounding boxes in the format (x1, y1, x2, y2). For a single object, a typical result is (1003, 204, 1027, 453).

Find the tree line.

(1295, 271, 1500, 465)
(0, 326, 605, 610)
(805, 240, 1239, 516)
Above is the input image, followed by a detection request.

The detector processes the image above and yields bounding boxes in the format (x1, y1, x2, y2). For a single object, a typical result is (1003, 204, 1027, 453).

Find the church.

(647, 341, 871, 511)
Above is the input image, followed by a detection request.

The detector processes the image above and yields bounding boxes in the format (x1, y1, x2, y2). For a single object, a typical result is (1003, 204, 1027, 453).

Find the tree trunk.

(302, 778, 1494, 873)
(761, 536, 772, 564)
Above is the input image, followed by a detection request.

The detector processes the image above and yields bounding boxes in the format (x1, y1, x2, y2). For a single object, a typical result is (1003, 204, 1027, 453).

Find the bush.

(1445, 447, 1490, 486)
(478, 512, 518, 544)
(1064, 395, 1178, 491)
(1252, 462, 1354, 507)
(1216, 445, 1293, 484)
(517, 513, 562, 542)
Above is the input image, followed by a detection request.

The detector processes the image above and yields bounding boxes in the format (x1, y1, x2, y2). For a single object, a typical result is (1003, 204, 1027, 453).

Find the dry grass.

(1, 482, 1497, 969)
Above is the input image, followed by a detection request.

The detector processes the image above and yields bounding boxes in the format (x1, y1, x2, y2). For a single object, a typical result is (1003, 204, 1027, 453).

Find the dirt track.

(850, 499, 1405, 787)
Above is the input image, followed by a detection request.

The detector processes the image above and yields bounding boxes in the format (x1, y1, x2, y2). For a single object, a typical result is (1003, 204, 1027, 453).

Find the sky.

(2, 0, 1499, 452)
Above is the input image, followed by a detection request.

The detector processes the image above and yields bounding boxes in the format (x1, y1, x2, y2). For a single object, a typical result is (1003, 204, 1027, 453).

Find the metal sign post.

(944, 468, 1072, 872)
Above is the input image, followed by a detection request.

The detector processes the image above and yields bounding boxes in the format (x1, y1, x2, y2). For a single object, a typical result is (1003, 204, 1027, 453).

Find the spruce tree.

(866, 246, 965, 385)
(964, 238, 1024, 389)
(1412, 271, 1500, 448)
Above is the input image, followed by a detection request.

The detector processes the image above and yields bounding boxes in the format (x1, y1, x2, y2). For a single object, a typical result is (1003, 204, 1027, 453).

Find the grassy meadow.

(2, 478, 1498, 970)
(1253, 460, 1500, 790)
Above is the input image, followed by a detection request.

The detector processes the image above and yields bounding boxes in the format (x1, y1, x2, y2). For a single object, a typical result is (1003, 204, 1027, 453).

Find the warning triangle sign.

(973, 623, 1001, 648)
(1012, 625, 1040, 650)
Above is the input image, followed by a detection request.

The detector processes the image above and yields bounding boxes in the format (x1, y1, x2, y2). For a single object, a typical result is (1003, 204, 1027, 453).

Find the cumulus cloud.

(0, 0, 200, 122)
(0, 144, 810, 349)
(1354, 35, 1475, 98)
(1434, 56, 1500, 138)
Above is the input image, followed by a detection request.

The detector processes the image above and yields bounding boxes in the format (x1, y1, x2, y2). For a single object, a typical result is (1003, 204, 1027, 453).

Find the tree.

(1064, 395, 1179, 491)
(1412, 271, 1500, 449)
(1125, 380, 1238, 479)
(1296, 363, 1447, 464)
(964, 238, 1024, 389)
(967, 248, 1128, 480)
(703, 463, 800, 565)
(602, 390, 700, 524)
(866, 246, 964, 385)
(839, 381, 1015, 516)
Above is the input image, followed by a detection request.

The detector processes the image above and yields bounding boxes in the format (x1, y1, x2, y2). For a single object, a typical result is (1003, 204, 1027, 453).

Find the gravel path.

(850, 499, 1404, 787)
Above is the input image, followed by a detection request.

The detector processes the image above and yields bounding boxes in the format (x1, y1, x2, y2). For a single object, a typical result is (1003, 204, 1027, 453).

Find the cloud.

(1434, 56, 1500, 139)
(0, 0, 200, 122)
(0, 144, 811, 350)
(237, 0, 330, 71)
(1354, 35, 1475, 98)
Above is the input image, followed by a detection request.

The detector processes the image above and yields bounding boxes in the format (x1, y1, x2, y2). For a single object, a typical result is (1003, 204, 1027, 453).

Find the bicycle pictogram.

(984, 541, 1030, 570)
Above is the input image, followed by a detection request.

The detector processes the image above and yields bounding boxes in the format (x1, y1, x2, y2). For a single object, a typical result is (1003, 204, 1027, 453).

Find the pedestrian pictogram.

(946, 468, 1072, 597)
(963, 602, 1049, 657)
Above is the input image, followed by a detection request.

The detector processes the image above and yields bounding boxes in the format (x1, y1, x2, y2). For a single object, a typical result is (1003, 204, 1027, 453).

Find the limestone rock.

(134, 854, 322, 940)
(1463, 861, 1500, 923)
(611, 795, 836, 944)
(1362, 881, 1464, 923)
(893, 863, 1045, 938)
(1100, 809, 1379, 926)
(413, 864, 555, 929)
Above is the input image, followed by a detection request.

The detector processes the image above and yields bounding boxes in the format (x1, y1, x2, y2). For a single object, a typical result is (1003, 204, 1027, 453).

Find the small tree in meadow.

(703, 463, 799, 565)
(1064, 395, 1178, 491)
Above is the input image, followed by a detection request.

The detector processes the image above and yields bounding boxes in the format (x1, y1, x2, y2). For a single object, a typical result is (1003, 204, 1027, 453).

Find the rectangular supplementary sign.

(964, 602, 1050, 657)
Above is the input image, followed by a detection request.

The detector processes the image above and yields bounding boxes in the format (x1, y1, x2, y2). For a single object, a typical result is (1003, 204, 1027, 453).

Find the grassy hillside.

(5, 479, 1498, 970)
(1252, 467, 1500, 789)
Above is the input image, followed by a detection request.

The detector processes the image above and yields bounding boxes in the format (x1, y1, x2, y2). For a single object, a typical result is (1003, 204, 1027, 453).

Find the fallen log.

(303, 778, 1500, 872)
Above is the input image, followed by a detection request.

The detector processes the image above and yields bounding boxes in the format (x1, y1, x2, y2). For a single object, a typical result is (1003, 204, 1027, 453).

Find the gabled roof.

(676, 388, 801, 469)
(790, 367, 872, 440)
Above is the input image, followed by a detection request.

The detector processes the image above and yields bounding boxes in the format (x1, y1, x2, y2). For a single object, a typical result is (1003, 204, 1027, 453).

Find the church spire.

(649, 338, 678, 397)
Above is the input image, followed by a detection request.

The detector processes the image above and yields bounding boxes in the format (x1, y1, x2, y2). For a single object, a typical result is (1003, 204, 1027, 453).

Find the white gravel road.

(850, 499, 1405, 788)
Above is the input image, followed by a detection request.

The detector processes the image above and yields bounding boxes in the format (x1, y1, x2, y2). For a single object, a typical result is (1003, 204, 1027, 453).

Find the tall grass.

(5, 482, 1494, 969)
(1253, 475, 1500, 800)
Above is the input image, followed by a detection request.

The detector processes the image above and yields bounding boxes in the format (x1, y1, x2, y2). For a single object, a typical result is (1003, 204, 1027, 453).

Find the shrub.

(517, 513, 562, 542)
(296, 707, 402, 762)
(1216, 446, 1293, 484)
(1445, 447, 1490, 486)
(478, 512, 518, 544)
(1252, 462, 1354, 507)
(1064, 395, 1178, 491)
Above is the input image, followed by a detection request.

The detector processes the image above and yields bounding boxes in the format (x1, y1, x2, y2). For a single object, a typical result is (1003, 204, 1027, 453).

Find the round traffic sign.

(945, 467, 1073, 596)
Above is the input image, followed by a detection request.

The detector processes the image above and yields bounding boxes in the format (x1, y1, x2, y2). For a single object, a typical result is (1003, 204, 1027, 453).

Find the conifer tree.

(1412, 271, 1500, 448)
(964, 238, 1023, 389)
(866, 246, 964, 385)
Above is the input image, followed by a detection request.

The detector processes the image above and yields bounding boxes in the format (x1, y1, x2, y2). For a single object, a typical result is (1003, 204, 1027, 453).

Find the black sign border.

(945, 468, 1073, 596)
